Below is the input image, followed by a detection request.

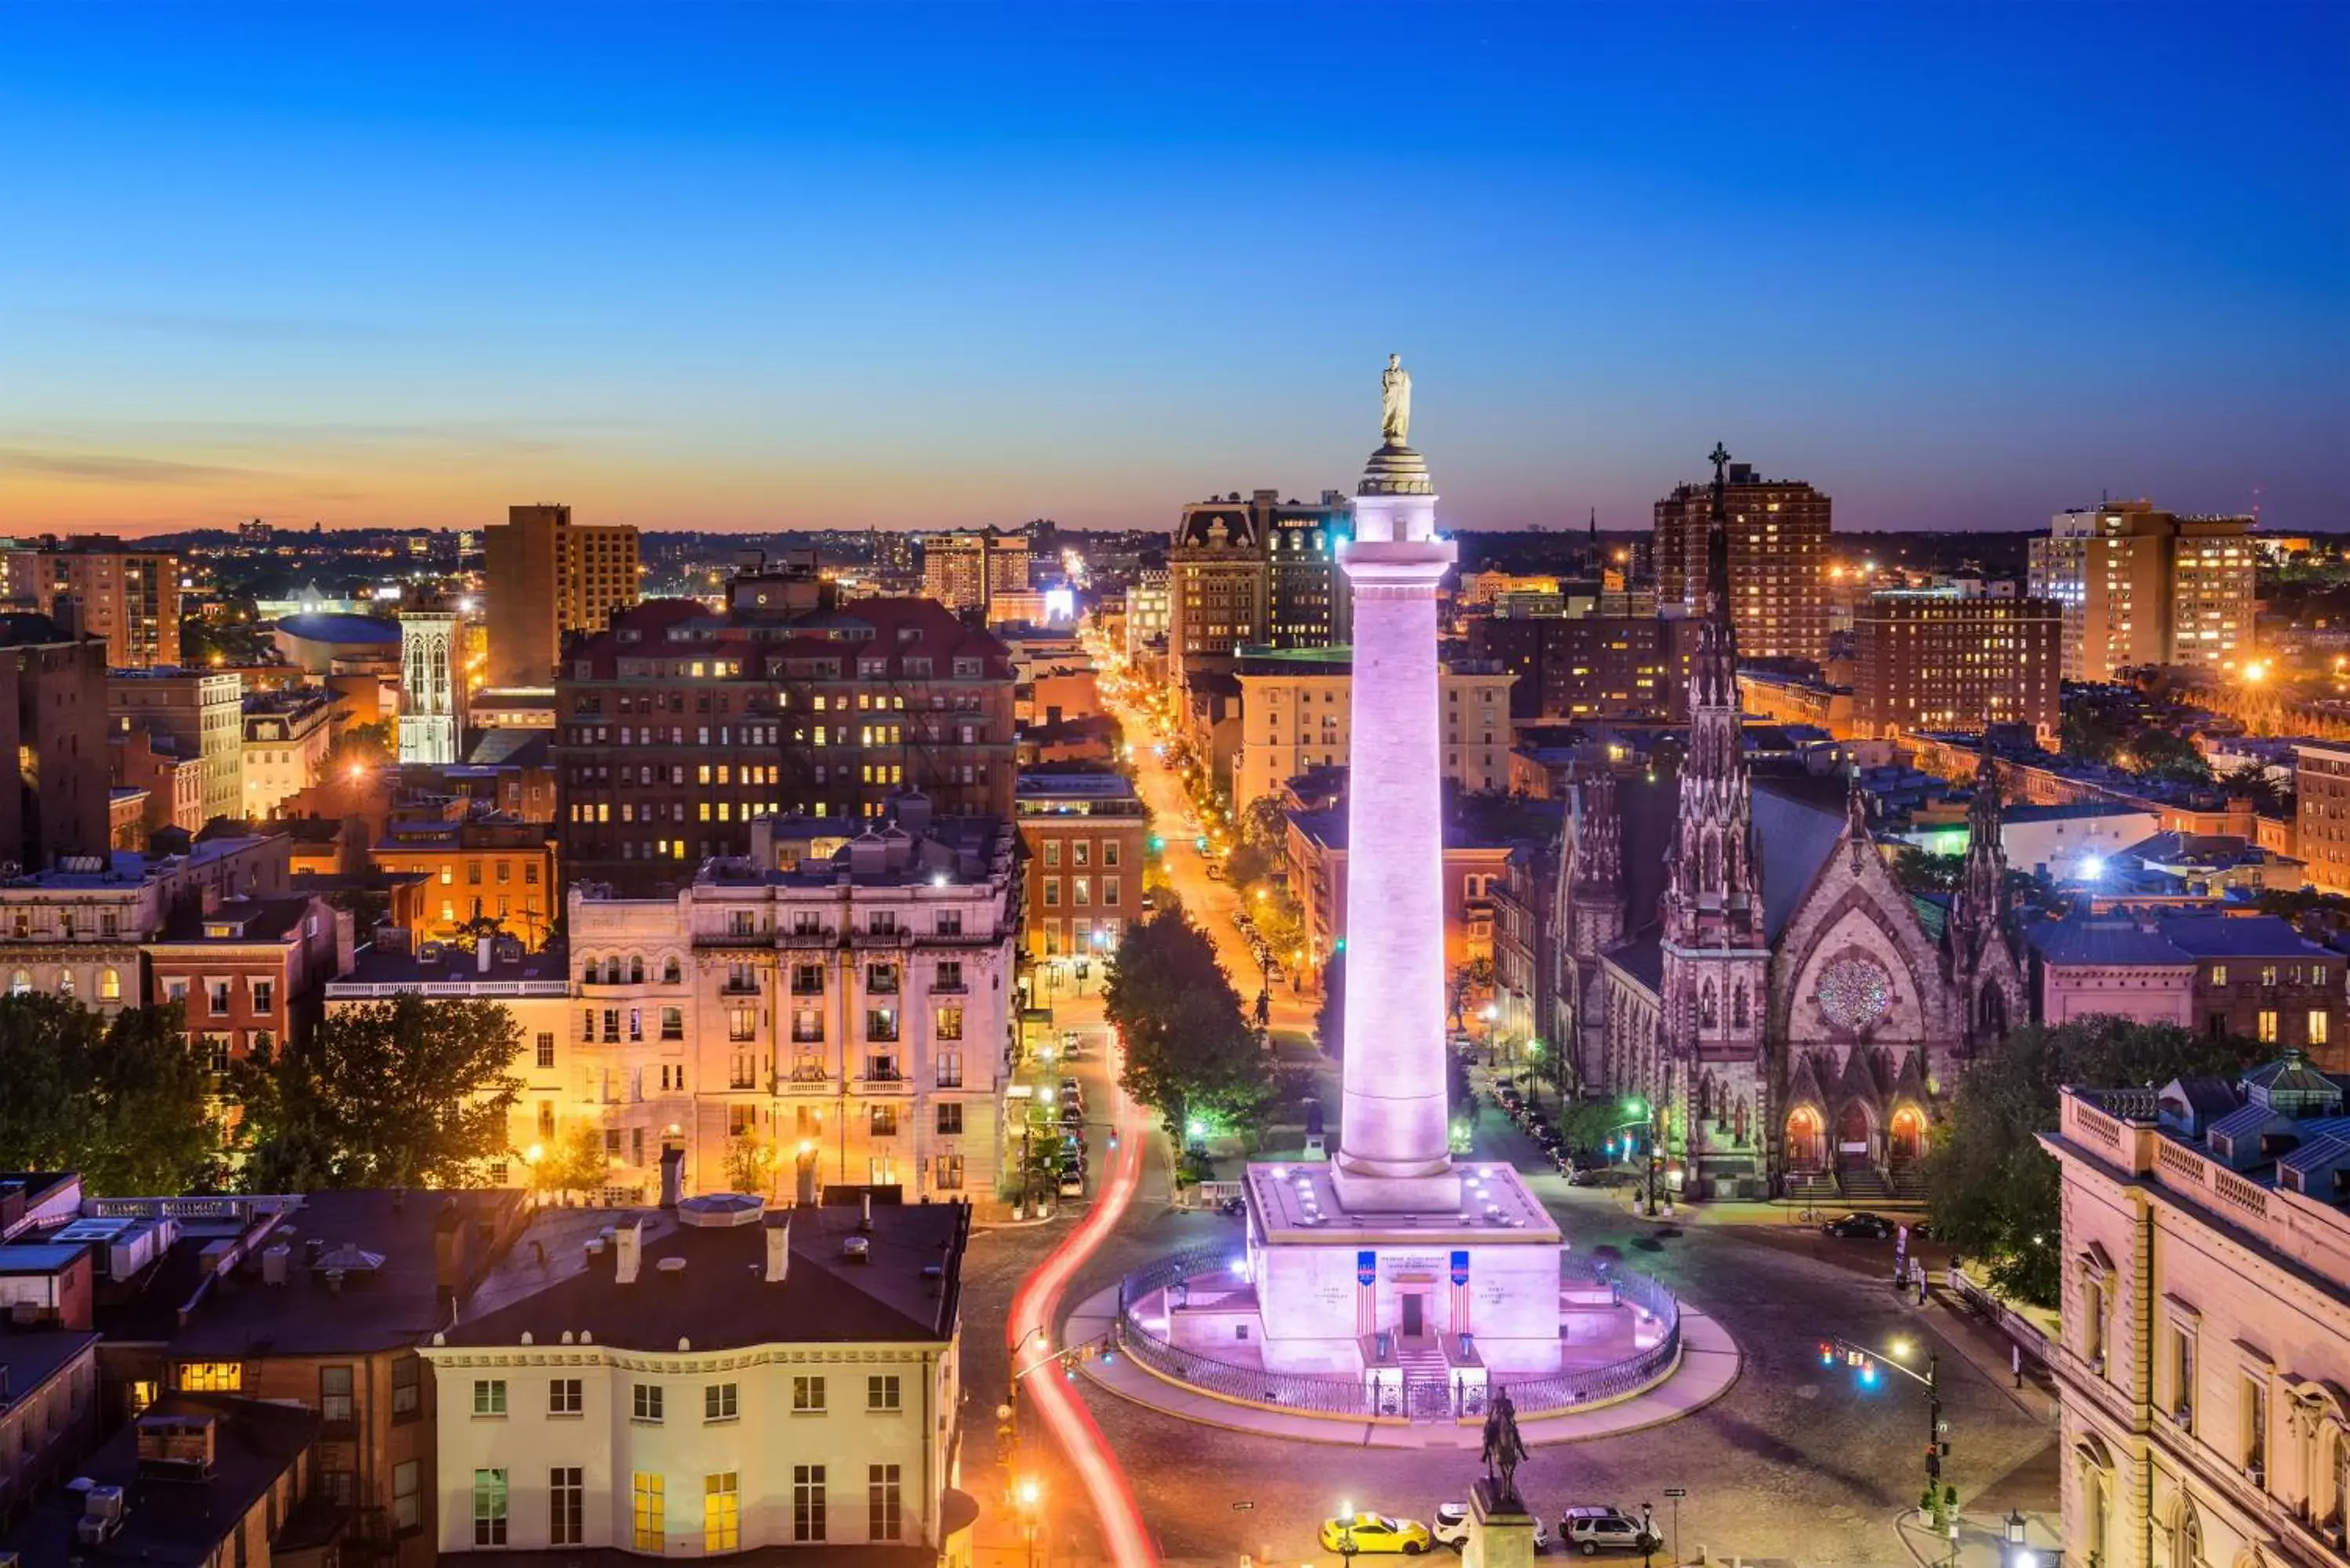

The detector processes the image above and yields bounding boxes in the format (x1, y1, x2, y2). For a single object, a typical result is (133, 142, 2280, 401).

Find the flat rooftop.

(1243, 1160, 1562, 1247)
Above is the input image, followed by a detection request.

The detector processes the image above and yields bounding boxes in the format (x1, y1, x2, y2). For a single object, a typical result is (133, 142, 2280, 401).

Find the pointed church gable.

(1784, 1052, 1831, 1115)
(1891, 1047, 1934, 1107)
(1771, 825, 1962, 1050)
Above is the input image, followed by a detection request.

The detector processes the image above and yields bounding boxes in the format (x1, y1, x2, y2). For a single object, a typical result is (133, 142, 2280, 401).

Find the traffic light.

(1333, 937, 1347, 952)
(1818, 1342, 1836, 1367)
(1148, 834, 1165, 852)
(1195, 835, 1209, 852)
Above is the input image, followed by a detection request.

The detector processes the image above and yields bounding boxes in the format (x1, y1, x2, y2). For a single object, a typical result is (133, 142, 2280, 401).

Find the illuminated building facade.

(1850, 591, 2061, 741)
(1653, 460, 1831, 665)
(2028, 501, 2255, 680)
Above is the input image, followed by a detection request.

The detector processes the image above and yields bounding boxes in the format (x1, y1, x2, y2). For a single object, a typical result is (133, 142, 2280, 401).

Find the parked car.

(1558, 1507, 1658, 1555)
(1821, 1211, 1896, 1240)
(1433, 1503, 1551, 1552)
(1318, 1514, 1434, 1555)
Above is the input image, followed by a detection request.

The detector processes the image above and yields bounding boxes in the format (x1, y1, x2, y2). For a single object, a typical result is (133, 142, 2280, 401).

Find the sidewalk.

(1070, 1281, 1741, 1449)
(1894, 1506, 2060, 1568)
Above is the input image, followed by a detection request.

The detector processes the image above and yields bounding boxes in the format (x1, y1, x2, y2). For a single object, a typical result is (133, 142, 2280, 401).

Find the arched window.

(1732, 983, 1750, 1029)
(629, 956, 645, 985)
(1700, 981, 1718, 1029)
(100, 967, 121, 1001)
(57, 968, 74, 999)
(1979, 983, 2008, 1040)
(2332, 1429, 2349, 1526)
(2177, 1499, 2203, 1568)
(663, 957, 682, 985)
(9, 969, 29, 996)
(1701, 831, 1723, 891)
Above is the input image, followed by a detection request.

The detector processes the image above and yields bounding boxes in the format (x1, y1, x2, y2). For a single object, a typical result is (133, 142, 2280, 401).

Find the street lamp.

(2003, 1511, 2033, 1568)
(1016, 1476, 1043, 1568)
(1336, 1500, 1358, 1566)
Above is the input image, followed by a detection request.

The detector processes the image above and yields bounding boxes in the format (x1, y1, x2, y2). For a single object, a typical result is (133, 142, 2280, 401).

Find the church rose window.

(1814, 956, 1893, 1031)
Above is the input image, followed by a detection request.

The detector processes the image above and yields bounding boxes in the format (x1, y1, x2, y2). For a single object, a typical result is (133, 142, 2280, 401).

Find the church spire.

(1661, 443, 1762, 945)
(1954, 730, 2011, 960)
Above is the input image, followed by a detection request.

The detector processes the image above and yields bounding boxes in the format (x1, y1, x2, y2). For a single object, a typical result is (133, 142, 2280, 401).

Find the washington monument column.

(1333, 359, 1459, 1202)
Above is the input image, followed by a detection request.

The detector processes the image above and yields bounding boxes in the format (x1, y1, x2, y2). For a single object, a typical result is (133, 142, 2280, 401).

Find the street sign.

(1662, 1488, 1688, 1499)
(1232, 1501, 1255, 1512)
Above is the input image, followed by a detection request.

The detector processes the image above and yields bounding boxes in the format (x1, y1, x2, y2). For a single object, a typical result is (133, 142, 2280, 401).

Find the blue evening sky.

(1, 2, 2343, 535)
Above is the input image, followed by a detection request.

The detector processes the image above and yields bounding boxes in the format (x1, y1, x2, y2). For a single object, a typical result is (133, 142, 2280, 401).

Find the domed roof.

(1358, 444, 1434, 497)
(276, 612, 401, 645)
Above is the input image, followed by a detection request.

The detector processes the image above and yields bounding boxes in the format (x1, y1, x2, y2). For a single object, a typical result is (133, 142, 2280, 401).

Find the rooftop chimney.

(659, 1147, 684, 1209)
(476, 934, 494, 975)
(859, 1191, 873, 1234)
(614, 1218, 642, 1284)
(764, 1216, 790, 1284)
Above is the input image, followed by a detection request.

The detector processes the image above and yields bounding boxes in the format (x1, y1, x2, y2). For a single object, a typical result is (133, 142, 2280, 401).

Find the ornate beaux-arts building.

(1553, 449, 2026, 1198)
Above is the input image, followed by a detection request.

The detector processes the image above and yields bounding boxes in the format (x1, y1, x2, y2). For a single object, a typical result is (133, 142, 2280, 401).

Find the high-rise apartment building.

(2028, 501, 2256, 681)
(1652, 459, 1830, 664)
(1850, 591, 2061, 740)
(556, 597, 1016, 894)
(2, 540, 181, 667)
(1231, 646, 1513, 809)
(0, 612, 110, 871)
(917, 528, 1030, 615)
(484, 504, 642, 688)
(107, 667, 244, 826)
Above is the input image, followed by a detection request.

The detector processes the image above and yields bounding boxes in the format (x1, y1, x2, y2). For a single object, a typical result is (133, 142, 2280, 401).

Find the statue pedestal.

(1464, 1479, 1539, 1568)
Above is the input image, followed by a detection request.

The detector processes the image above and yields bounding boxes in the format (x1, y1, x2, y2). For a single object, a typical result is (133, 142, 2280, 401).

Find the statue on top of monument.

(1380, 352, 1412, 446)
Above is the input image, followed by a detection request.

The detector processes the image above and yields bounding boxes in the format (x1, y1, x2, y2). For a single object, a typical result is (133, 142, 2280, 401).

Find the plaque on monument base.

(1464, 1477, 1540, 1568)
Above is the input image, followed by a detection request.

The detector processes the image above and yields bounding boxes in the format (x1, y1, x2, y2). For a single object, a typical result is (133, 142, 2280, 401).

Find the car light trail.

(1007, 1031, 1157, 1567)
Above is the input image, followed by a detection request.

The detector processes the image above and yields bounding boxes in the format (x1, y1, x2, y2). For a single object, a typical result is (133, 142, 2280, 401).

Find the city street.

(956, 658, 2058, 1566)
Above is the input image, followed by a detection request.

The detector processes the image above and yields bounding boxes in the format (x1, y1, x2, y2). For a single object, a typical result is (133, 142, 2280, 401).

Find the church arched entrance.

(1784, 1107, 1824, 1172)
(1889, 1106, 1925, 1165)
(1835, 1101, 1875, 1172)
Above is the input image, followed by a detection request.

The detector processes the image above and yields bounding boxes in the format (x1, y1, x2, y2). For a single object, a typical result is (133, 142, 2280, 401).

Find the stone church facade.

(1551, 451, 2024, 1198)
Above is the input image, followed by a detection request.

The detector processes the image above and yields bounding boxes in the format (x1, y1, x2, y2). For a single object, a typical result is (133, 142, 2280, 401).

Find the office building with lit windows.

(419, 1197, 972, 1560)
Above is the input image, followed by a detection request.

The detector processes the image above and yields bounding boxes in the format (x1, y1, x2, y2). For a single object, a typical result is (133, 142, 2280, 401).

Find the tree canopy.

(0, 996, 221, 1196)
(1923, 1018, 2262, 1306)
(1315, 950, 1347, 1061)
(231, 995, 523, 1190)
(1104, 907, 1274, 1137)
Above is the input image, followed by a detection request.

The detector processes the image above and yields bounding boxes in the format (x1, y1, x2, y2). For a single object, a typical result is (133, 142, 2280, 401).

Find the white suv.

(1432, 1502, 1551, 1553)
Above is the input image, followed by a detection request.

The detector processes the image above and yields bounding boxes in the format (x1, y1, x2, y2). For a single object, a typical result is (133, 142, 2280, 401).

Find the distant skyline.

(2, 2, 2344, 538)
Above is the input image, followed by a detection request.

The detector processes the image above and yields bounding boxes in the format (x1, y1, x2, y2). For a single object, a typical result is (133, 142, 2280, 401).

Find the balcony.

(776, 1066, 833, 1094)
(930, 977, 967, 995)
(720, 977, 761, 996)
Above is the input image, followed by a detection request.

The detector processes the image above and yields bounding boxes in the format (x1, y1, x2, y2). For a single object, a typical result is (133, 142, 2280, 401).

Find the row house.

(0, 833, 291, 1020)
(2026, 913, 2348, 1071)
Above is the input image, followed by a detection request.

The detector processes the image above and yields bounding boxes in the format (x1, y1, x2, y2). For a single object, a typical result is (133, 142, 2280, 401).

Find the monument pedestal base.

(1465, 1479, 1539, 1568)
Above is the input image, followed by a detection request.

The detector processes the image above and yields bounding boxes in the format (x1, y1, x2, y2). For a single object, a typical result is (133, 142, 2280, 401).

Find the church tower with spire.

(1948, 732, 2023, 1053)
(1656, 444, 1770, 1190)
(1568, 765, 1627, 962)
